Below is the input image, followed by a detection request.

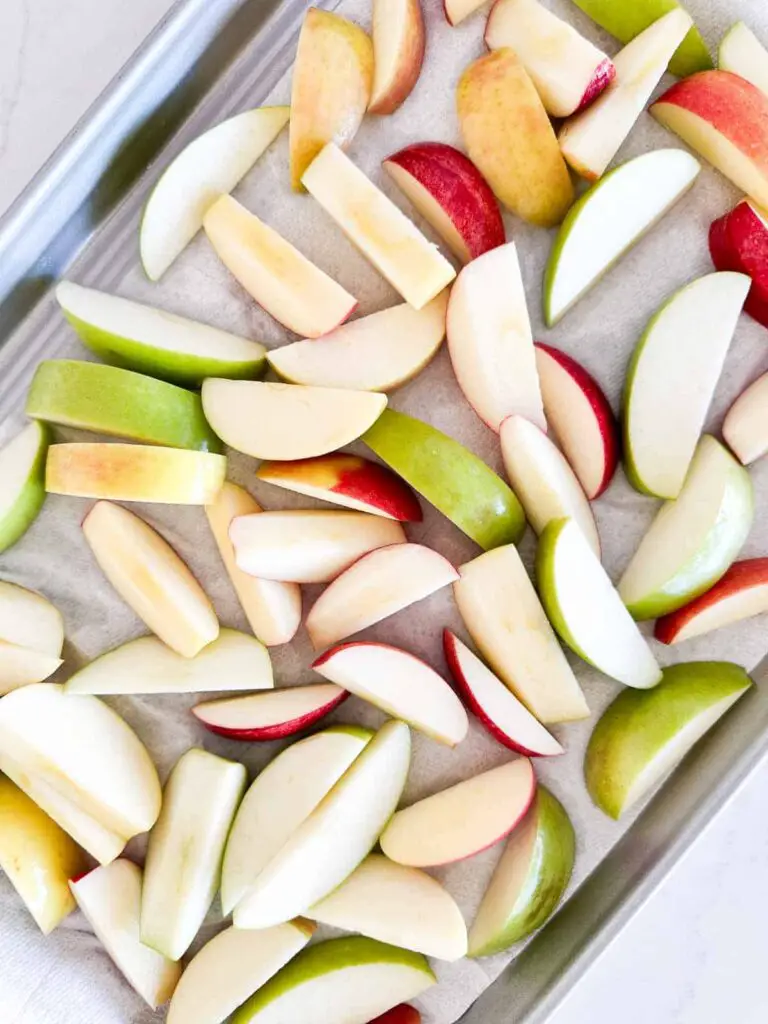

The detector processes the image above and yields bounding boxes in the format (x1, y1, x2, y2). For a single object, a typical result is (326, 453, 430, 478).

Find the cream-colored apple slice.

(723, 371, 768, 465)
(719, 22, 768, 98)
(83, 501, 219, 658)
(0, 641, 62, 694)
(0, 581, 63, 656)
(192, 684, 348, 741)
(301, 143, 456, 310)
(444, 0, 489, 26)
(369, 0, 425, 115)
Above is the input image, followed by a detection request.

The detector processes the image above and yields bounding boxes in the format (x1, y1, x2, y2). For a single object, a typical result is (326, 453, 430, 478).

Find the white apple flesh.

(192, 683, 348, 741)
(444, 0, 488, 25)
(0, 642, 63, 693)
(369, 0, 425, 115)
(723, 371, 768, 465)
(718, 22, 768, 98)
(0, 421, 48, 554)
(0, 581, 63, 657)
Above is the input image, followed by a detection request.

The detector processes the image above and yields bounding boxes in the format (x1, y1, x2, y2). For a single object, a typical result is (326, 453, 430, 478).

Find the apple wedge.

(0, 775, 87, 934)
(383, 143, 505, 263)
(585, 661, 752, 819)
(140, 105, 290, 281)
(537, 518, 662, 689)
(454, 546, 589, 724)
(709, 199, 768, 329)
(370, 1007, 420, 1024)
(618, 436, 754, 620)
(309, 854, 467, 961)
(234, 720, 410, 929)
(201, 379, 386, 461)
(221, 725, 372, 915)
(468, 787, 575, 956)
(306, 544, 459, 650)
(443, 631, 564, 757)
(623, 272, 750, 499)
(312, 642, 468, 747)
(559, 9, 693, 181)
(231, 936, 434, 1024)
(267, 293, 448, 393)
(543, 149, 701, 326)
(0, 581, 63, 656)
(0, 642, 62, 694)
(141, 748, 246, 960)
(457, 49, 574, 227)
(534, 343, 619, 500)
(369, 0, 425, 115)
(166, 921, 315, 1024)
(380, 758, 535, 867)
(444, 0, 488, 27)
(205, 482, 301, 647)
(0, 421, 48, 553)
(446, 242, 545, 433)
(486, 0, 615, 118)
(56, 281, 267, 386)
(302, 144, 456, 310)
(723, 372, 768, 465)
(193, 684, 348, 741)
(363, 409, 525, 550)
(256, 455, 422, 521)
(230, 510, 405, 584)
(719, 23, 768, 98)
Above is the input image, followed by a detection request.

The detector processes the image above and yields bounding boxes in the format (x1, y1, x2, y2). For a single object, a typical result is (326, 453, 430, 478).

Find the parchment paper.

(2, 1, 768, 1021)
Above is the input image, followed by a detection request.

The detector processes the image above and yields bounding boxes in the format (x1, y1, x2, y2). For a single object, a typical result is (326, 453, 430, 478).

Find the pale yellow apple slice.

(369, 0, 425, 115)
(301, 144, 456, 310)
(723, 372, 768, 465)
(0, 581, 63, 656)
(0, 641, 63, 694)
(719, 22, 768, 98)
(444, 0, 488, 26)
(83, 501, 219, 658)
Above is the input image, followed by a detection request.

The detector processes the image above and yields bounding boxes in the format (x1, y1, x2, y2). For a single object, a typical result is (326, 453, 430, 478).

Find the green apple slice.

(468, 787, 575, 956)
(0, 421, 49, 553)
(231, 936, 435, 1024)
(140, 105, 290, 281)
(362, 409, 525, 550)
(56, 281, 266, 386)
(27, 360, 221, 452)
(623, 273, 749, 499)
(618, 436, 754, 620)
(537, 518, 662, 689)
(543, 149, 701, 326)
(585, 661, 752, 819)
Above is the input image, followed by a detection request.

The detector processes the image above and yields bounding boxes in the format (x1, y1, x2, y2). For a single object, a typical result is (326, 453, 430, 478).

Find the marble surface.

(1, 2, 768, 1023)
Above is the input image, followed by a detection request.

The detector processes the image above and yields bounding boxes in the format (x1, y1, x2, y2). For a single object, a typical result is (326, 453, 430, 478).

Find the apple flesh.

(0, 581, 63, 657)
(0, 421, 48, 553)
(444, 0, 488, 26)
(709, 199, 768, 330)
(719, 22, 768, 98)
(0, 642, 63, 694)
(585, 661, 752, 819)
(193, 683, 348, 741)
(723, 372, 768, 466)
(369, 0, 425, 115)
(369, 1008, 421, 1024)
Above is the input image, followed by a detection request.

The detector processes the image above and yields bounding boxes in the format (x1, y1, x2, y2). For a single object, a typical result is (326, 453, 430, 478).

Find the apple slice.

(201, 379, 386, 461)
(468, 787, 575, 956)
(723, 372, 768, 465)
(256, 455, 422, 521)
(193, 684, 348, 741)
(0, 421, 48, 553)
(537, 518, 662, 689)
(0, 642, 63, 694)
(234, 720, 410, 929)
(534, 343, 619, 500)
(221, 725, 371, 915)
(140, 105, 290, 280)
(383, 143, 505, 263)
(543, 149, 701, 326)
(618, 436, 754, 619)
(56, 281, 267, 386)
(446, 242, 545, 433)
(559, 9, 693, 182)
(206, 482, 301, 647)
(363, 409, 525, 550)
(500, 415, 599, 555)
(84, 501, 219, 657)
(370, 1007, 421, 1024)
(267, 293, 448, 393)
(623, 272, 750, 499)
(369, 0, 425, 115)
(71, 861, 181, 1007)
(585, 662, 752, 819)
(309, 853, 467, 961)
(141, 748, 246, 960)
(719, 22, 768, 98)
(306, 544, 459, 650)
(302, 144, 456, 310)
(709, 199, 768, 329)
(312, 642, 468, 747)
(166, 921, 315, 1024)
(0, 775, 87, 934)
(454, 546, 589, 724)
(443, 631, 563, 757)
(231, 936, 434, 1024)
(444, 0, 488, 26)
(457, 49, 574, 227)
(485, 0, 615, 118)
(380, 758, 535, 867)
(0, 581, 63, 657)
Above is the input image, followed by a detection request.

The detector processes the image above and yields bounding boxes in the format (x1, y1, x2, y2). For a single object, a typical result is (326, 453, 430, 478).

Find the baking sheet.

(2, 0, 768, 1022)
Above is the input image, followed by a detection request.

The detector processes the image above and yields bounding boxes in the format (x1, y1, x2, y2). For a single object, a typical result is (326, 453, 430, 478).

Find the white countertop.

(2, 2, 768, 1023)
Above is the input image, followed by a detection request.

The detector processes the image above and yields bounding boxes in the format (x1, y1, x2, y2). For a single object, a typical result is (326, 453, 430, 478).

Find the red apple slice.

(369, 1005, 421, 1024)
(369, 0, 425, 115)
(383, 143, 504, 263)
(312, 642, 468, 747)
(380, 758, 535, 866)
(533, 343, 619, 500)
(444, 0, 488, 26)
(443, 631, 563, 756)
(192, 684, 348, 741)
(306, 544, 459, 650)
(709, 199, 768, 329)
(723, 372, 768, 465)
